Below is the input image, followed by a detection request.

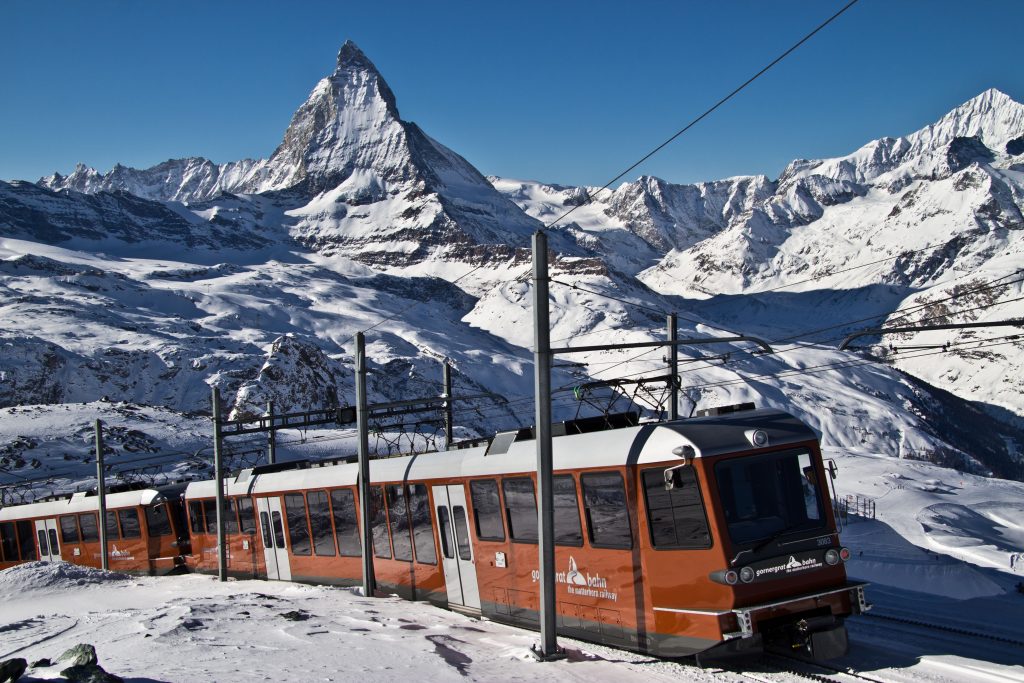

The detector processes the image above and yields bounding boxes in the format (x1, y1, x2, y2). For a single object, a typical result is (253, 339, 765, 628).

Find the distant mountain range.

(2, 41, 1022, 485)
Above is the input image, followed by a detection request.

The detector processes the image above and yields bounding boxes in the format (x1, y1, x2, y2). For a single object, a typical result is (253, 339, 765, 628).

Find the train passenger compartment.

(0, 486, 191, 575)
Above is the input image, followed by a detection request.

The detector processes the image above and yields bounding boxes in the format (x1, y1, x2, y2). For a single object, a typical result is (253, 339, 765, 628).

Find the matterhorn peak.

(335, 40, 376, 74)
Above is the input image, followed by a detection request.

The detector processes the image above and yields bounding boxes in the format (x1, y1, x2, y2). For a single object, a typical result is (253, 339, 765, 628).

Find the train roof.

(185, 408, 818, 498)
(0, 488, 165, 522)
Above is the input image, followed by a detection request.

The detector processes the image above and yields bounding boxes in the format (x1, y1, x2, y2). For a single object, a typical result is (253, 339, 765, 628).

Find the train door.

(34, 519, 61, 562)
(432, 484, 481, 610)
(255, 497, 291, 581)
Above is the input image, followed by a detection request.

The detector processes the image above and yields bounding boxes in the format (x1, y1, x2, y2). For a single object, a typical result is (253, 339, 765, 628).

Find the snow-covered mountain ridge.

(493, 89, 1024, 422)
(2, 43, 1023, 494)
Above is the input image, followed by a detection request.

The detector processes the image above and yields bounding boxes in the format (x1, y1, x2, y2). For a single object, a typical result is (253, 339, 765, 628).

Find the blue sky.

(2, 0, 1022, 187)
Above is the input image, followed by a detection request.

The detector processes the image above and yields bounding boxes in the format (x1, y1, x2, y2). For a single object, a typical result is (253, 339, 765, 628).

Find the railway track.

(861, 611, 1024, 649)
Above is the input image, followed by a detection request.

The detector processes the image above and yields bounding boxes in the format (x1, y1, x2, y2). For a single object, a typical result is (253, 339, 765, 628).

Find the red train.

(0, 484, 191, 575)
(0, 406, 868, 661)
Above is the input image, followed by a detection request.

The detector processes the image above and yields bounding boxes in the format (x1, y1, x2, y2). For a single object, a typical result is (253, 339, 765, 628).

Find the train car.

(184, 406, 866, 661)
(0, 484, 191, 575)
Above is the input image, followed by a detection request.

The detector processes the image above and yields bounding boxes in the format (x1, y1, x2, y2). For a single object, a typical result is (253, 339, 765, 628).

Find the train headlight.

(739, 566, 755, 583)
(825, 549, 840, 565)
(724, 569, 739, 585)
(839, 547, 851, 562)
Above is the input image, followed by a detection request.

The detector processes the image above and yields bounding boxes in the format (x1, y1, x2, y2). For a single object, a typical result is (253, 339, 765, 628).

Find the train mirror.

(664, 463, 689, 490)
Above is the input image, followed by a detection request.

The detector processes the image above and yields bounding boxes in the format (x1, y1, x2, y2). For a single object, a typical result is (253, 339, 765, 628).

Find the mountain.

(38, 41, 544, 268)
(2, 44, 1023, 492)
(494, 89, 1024, 423)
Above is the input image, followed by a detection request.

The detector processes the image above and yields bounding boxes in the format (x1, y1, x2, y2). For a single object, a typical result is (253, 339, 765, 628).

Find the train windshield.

(715, 448, 825, 546)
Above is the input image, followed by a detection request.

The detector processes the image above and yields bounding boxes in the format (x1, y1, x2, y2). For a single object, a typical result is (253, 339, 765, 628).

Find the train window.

(270, 511, 286, 548)
(119, 509, 142, 539)
(642, 467, 711, 549)
(387, 485, 414, 562)
(79, 513, 99, 543)
(452, 506, 472, 561)
(202, 499, 218, 535)
(237, 498, 257, 535)
(469, 479, 505, 542)
(307, 490, 336, 557)
(553, 475, 584, 546)
(106, 511, 121, 541)
(145, 504, 173, 538)
(370, 486, 392, 559)
(502, 477, 538, 543)
(581, 472, 633, 549)
(48, 528, 60, 555)
(715, 449, 826, 545)
(0, 522, 16, 561)
(260, 511, 273, 549)
(408, 484, 436, 565)
(60, 515, 81, 543)
(16, 520, 37, 561)
(38, 529, 49, 556)
(188, 501, 204, 534)
(284, 493, 312, 556)
(224, 499, 240, 535)
(329, 489, 362, 557)
(437, 506, 454, 559)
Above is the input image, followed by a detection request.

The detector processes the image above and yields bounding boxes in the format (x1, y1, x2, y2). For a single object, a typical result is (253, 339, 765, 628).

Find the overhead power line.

(542, 0, 861, 231)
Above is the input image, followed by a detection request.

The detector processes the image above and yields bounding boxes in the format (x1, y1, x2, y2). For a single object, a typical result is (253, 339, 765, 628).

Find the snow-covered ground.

(2, 446, 1022, 683)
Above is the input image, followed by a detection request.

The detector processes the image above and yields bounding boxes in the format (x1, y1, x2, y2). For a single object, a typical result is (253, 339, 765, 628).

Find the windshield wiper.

(730, 529, 808, 567)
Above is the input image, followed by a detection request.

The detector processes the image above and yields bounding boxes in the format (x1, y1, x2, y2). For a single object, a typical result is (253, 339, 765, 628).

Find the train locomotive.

(0, 405, 868, 662)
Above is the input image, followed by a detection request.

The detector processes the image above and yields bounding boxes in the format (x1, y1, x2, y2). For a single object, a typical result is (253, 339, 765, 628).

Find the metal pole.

(532, 230, 559, 658)
(267, 401, 276, 465)
(443, 361, 454, 449)
(355, 332, 376, 597)
(212, 387, 228, 581)
(668, 313, 679, 421)
(94, 419, 109, 571)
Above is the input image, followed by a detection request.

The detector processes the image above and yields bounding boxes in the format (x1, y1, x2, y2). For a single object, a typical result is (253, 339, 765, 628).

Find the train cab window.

(105, 511, 121, 541)
(306, 490, 336, 557)
(60, 515, 81, 543)
(0, 522, 17, 561)
(502, 477, 538, 543)
(237, 498, 257, 535)
(469, 479, 505, 542)
(437, 506, 454, 559)
(370, 486, 392, 559)
(188, 501, 204, 534)
(408, 484, 437, 565)
(554, 475, 584, 546)
(145, 504, 173, 538)
(202, 500, 218, 536)
(386, 485, 414, 562)
(16, 520, 37, 561)
(581, 472, 633, 549)
(642, 467, 711, 549)
(715, 449, 827, 546)
(452, 506, 472, 561)
(224, 499, 240, 535)
(329, 489, 362, 557)
(119, 509, 142, 539)
(284, 493, 312, 556)
(79, 513, 99, 543)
